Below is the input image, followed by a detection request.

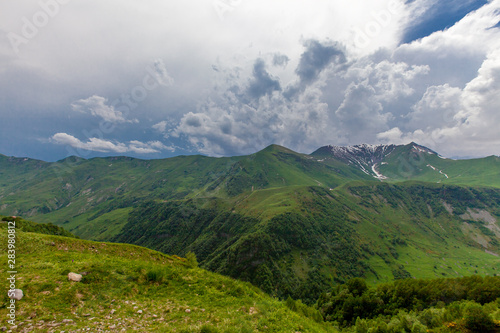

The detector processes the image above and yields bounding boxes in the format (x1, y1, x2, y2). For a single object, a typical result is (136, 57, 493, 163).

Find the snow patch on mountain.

(372, 164, 388, 180)
(426, 164, 449, 179)
(316, 143, 397, 180)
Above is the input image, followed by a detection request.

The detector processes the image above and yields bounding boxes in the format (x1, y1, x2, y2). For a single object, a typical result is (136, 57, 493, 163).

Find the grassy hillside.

(0, 215, 77, 238)
(110, 183, 500, 303)
(0, 226, 334, 332)
(1, 144, 498, 240)
(2, 220, 498, 332)
(377, 144, 500, 187)
(0, 145, 371, 238)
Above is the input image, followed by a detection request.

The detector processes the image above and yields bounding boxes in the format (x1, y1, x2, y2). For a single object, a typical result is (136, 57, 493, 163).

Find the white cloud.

(407, 84, 463, 131)
(335, 80, 389, 143)
(152, 121, 168, 132)
(378, 48, 500, 157)
(377, 127, 406, 144)
(50, 133, 171, 154)
(172, 84, 332, 156)
(152, 59, 174, 87)
(373, 1, 500, 157)
(71, 95, 138, 124)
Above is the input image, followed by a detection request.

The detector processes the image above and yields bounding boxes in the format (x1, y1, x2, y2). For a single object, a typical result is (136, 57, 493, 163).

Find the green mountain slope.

(312, 142, 500, 188)
(376, 143, 500, 187)
(110, 183, 500, 303)
(0, 225, 334, 332)
(0, 215, 77, 238)
(0, 144, 499, 305)
(0, 145, 372, 238)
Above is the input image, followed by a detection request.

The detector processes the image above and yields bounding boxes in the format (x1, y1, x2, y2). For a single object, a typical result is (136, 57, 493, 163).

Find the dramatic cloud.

(1, 0, 500, 160)
(376, 0, 500, 157)
(247, 59, 281, 100)
(285, 40, 347, 98)
(295, 40, 347, 84)
(171, 40, 343, 156)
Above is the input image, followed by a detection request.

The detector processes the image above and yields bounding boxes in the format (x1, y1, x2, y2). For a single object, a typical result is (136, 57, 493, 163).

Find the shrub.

(145, 268, 164, 283)
(464, 302, 495, 332)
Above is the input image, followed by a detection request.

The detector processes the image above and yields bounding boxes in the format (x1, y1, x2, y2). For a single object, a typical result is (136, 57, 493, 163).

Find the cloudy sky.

(1, 0, 499, 161)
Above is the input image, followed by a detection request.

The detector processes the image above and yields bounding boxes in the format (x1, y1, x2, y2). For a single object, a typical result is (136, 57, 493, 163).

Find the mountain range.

(1, 142, 499, 302)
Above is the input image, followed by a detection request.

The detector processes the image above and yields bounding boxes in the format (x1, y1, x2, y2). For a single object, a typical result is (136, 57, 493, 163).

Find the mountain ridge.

(0, 141, 476, 163)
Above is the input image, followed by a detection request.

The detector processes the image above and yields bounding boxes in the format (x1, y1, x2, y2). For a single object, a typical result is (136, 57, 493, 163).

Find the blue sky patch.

(402, 0, 488, 44)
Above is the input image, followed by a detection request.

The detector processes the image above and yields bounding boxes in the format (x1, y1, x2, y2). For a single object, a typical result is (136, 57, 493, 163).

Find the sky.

(1, 0, 500, 161)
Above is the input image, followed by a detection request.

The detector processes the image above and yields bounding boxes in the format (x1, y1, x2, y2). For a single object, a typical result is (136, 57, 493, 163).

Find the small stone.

(137, 310, 143, 314)
(185, 309, 191, 313)
(62, 319, 73, 323)
(8, 289, 23, 301)
(68, 273, 82, 282)
(109, 325, 116, 329)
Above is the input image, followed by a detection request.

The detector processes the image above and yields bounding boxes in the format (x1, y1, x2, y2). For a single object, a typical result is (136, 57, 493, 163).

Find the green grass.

(0, 228, 336, 332)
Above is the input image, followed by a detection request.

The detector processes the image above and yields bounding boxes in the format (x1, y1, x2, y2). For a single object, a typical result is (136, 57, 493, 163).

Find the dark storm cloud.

(284, 40, 347, 98)
(246, 59, 281, 99)
(295, 40, 347, 83)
